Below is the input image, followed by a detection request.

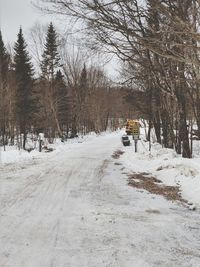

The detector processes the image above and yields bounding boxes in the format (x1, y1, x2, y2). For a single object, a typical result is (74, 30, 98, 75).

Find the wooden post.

(39, 140, 42, 152)
(39, 133, 44, 152)
(134, 139, 138, 152)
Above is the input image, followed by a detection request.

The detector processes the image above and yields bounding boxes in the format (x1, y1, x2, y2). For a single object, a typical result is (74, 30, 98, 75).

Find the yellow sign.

(125, 119, 140, 136)
(133, 128, 139, 135)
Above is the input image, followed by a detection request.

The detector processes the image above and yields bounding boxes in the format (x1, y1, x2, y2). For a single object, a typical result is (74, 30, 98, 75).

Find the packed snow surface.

(0, 130, 200, 266)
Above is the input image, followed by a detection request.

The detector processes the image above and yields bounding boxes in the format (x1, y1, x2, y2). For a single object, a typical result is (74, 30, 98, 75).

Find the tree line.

(37, 0, 200, 158)
(0, 22, 135, 150)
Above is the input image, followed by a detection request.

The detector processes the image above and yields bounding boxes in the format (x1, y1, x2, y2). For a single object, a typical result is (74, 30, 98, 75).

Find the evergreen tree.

(41, 22, 61, 79)
(0, 30, 9, 82)
(40, 22, 63, 138)
(79, 63, 87, 103)
(14, 27, 36, 149)
(0, 30, 9, 147)
(55, 69, 69, 132)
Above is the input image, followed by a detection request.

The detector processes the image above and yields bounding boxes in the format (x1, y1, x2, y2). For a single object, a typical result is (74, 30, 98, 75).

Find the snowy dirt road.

(0, 132, 200, 267)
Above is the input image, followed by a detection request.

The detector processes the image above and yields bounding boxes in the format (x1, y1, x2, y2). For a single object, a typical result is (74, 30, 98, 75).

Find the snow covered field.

(0, 130, 200, 266)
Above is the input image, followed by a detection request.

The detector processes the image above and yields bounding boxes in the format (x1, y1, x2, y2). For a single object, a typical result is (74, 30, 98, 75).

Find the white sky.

(0, 0, 54, 44)
(0, 0, 119, 79)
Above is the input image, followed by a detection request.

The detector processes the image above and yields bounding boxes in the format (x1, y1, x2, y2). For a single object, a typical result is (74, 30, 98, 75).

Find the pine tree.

(0, 30, 9, 147)
(55, 70, 69, 133)
(0, 30, 9, 82)
(14, 27, 36, 149)
(41, 22, 61, 79)
(79, 63, 87, 103)
(40, 22, 63, 138)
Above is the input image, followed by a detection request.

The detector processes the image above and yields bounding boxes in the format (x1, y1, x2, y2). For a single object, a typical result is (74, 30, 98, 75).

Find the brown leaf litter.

(128, 173, 187, 203)
(112, 150, 125, 159)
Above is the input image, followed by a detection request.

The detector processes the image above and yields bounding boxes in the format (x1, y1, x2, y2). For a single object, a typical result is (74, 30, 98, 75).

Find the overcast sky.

(0, 0, 54, 44)
(0, 0, 119, 78)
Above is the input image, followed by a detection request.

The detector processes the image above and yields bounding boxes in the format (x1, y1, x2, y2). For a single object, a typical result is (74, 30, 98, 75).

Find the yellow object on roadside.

(125, 120, 140, 135)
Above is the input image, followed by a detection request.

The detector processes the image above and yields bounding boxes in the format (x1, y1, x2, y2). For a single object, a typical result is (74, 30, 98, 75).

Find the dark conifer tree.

(0, 30, 9, 147)
(55, 69, 69, 132)
(41, 22, 61, 79)
(79, 63, 87, 103)
(14, 27, 36, 149)
(0, 30, 9, 82)
(40, 22, 63, 138)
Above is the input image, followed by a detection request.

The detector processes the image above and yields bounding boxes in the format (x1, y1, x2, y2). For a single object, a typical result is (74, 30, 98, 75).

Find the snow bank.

(120, 130, 200, 207)
(0, 147, 39, 164)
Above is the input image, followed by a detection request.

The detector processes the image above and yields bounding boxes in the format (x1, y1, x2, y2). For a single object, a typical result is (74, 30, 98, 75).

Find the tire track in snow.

(0, 163, 58, 215)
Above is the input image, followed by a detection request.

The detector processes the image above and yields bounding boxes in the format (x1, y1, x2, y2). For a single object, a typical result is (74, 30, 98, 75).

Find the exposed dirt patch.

(145, 209, 161, 214)
(128, 173, 187, 203)
(114, 162, 122, 166)
(112, 150, 125, 159)
(139, 172, 151, 176)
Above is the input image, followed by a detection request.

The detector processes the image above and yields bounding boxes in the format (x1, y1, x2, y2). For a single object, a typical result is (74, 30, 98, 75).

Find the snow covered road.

(0, 132, 200, 267)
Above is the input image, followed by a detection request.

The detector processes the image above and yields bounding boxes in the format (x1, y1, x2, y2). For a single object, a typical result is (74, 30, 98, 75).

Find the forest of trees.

(2, 0, 200, 158)
(0, 22, 135, 151)
(36, 0, 200, 158)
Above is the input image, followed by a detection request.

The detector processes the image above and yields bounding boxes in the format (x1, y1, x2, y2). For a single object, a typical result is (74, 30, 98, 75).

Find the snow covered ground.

(0, 132, 100, 165)
(0, 130, 200, 266)
(120, 135, 200, 208)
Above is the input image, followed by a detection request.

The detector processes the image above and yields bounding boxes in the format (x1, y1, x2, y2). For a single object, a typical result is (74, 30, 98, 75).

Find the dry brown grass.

(128, 173, 187, 203)
(112, 150, 125, 159)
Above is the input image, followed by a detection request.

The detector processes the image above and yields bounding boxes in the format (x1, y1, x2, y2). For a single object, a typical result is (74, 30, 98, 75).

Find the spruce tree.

(14, 27, 35, 149)
(79, 63, 87, 103)
(41, 22, 61, 79)
(0, 30, 9, 82)
(55, 69, 69, 133)
(40, 22, 62, 138)
(0, 30, 9, 147)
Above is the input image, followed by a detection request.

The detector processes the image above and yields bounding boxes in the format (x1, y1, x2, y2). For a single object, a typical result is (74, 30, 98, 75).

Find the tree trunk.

(153, 111, 161, 144)
(161, 110, 174, 149)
